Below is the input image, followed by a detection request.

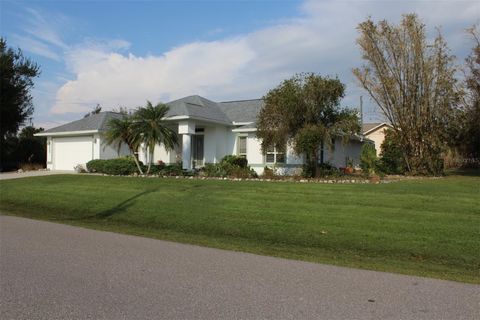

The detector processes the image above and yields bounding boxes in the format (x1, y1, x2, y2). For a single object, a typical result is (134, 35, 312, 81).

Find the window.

(237, 136, 247, 158)
(265, 145, 285, 164)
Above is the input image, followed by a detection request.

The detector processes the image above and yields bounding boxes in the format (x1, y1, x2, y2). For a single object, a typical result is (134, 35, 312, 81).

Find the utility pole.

(359, 96, 363, 132)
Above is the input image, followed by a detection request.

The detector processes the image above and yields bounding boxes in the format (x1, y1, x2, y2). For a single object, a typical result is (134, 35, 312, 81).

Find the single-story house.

(36, 95, 372, 174)
(362, 122, 393, 156)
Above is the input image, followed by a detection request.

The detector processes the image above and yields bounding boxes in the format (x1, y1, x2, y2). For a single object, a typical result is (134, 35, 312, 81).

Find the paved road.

(0, 216, 478, 320)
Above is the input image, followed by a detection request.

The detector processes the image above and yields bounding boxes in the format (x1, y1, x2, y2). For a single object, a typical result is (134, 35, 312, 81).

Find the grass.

(0, 173, 479, 283)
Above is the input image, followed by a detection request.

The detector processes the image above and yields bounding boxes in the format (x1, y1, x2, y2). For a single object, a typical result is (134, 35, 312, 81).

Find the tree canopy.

(457, 26, 480, 160)
(1, 38, 40, 170)
(0, 38, 40, 140)
(257, 73, 360, 177)
(353, 14, 460, 175)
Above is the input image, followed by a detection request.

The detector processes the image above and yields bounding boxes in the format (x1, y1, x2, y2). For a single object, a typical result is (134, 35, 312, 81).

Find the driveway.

(0, 215, 478, 320)
(0, 170, 74, 180)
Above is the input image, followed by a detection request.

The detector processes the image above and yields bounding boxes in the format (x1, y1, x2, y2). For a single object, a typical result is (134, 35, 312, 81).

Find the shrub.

(19, 163, 45, 171)
(378, 129, 407, 174)
(263, 166, 276, 179)
(159, 162, 183, 176)
(360, 143, 378, 176)
(86, 157, 141, 175)
(302, 162, 340, 178)
(202, 163, 228, 177)
(86, 159, 106, 173)
(202, 156, 257, 179)
(302, 163, 314, 178)
(317, 162, 341, 177)
(220, 155, 248, 168)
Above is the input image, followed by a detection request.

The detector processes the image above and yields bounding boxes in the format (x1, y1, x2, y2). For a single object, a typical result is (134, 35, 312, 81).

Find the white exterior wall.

(203, 127, 216, 163)
(324, 138, 363, 168)
(99, 135, 130, 160)
(215, 126, 228, 163)
(153, 143, 170, 164)
(46, 137, 53, 170)
(93, 134, 100, 159)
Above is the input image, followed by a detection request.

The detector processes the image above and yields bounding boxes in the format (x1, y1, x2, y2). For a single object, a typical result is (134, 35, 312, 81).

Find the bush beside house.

(201, 155, 257, 178)
(87, 157, 141, 175)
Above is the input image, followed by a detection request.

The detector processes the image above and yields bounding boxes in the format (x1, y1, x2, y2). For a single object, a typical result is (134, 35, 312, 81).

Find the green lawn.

(1, 174, 479, 283)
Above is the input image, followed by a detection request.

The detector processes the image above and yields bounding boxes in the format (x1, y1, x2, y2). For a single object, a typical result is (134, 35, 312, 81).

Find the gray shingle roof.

(362, 123, 389, 134)
(42, 112, 124, 133)
(218, 99, 264, 123)
(166, 95, 232, 124)
(42, 96, 265, 134)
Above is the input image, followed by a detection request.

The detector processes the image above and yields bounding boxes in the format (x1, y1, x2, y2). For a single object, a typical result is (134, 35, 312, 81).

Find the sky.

(1, 0, 479, 129)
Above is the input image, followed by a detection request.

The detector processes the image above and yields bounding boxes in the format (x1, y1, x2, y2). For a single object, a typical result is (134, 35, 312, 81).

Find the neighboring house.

(36, 95, 371, 174)
(362, 122, 392, 156)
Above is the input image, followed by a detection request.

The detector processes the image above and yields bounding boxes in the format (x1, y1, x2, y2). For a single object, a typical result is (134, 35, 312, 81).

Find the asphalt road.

(0, 216, 478, 320)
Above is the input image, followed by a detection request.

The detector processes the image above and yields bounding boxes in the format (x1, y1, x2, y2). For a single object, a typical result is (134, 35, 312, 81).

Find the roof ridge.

(220, 98, 262, 103)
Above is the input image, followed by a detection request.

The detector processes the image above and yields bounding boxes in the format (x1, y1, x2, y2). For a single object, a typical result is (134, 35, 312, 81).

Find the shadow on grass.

(446, 168, 480, 177)
(61, 188, 159, 221)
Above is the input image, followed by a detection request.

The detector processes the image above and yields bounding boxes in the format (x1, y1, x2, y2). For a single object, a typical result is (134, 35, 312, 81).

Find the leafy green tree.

(360, 143, 377, 176)
(353, 14, 460, 175)
(17, 126, 46, 164)
(132, 101, 178, 175)
(257, 73, 360, 177)
(457, 26, 480, 160)
(378, 129, 407, 174)
(104, 116, 144, 174)
(1, 38, 40, 168)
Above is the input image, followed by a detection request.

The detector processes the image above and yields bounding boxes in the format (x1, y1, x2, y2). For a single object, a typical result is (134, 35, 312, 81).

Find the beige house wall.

(365, 125, 389, 155)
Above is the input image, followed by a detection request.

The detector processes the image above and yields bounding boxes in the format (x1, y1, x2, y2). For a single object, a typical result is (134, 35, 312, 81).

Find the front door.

(192, 135, 204, 168)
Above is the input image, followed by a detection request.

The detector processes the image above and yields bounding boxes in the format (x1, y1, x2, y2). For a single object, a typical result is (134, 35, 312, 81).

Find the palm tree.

(104, 115, 144, 174)
(132, 101, 178, 175)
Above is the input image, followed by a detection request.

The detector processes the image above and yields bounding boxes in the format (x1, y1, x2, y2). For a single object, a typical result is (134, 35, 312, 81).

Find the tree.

(1, 38, 40, 168)
(378, 129, 407, 174)
(132, 101, 178, 175)
(257, 73, 360, 177)
(457, 25, 480, 160)
(104, 116, 144, 174)
(353, 14, 460, 175)
(360, 143, 377, 176)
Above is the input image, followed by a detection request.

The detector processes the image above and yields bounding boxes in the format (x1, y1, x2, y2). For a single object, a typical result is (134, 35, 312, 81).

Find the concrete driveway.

(0, 215, 478, 320)
(0, 170, 74, 180)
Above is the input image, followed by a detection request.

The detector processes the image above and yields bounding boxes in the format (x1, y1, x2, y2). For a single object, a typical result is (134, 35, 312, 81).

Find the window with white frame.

(237, 136, 247, 158)
(265, 145, 285, 164)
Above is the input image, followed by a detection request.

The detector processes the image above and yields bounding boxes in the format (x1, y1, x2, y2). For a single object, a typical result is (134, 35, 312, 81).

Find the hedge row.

(86, 157, 184, 176)
(86, 157, 140, 175)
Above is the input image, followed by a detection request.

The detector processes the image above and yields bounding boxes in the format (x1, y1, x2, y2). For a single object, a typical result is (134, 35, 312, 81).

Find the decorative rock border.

(95, 173, 392, 184)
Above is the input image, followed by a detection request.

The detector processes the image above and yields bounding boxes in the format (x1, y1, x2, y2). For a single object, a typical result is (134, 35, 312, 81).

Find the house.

(362, 122, 392, 156)
(36, 95, 371, 174)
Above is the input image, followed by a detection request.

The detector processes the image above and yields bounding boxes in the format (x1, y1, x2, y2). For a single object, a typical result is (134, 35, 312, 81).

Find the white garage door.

(53, 136, 94, 170)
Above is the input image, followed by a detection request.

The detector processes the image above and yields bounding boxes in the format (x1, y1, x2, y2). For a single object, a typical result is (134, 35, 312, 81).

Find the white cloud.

(52, 38, 255, 113)
(51, 0, 480, 120)
(11, 7, 70, 61)
(12, 34, 62, 61)
(24, 7, 69, 49)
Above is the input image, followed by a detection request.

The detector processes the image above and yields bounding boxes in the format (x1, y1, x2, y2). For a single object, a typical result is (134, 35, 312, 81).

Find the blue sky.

(1, 0, 479, 129)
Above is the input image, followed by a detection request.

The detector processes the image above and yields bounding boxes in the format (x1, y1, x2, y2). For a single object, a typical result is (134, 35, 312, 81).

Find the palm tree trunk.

(311, 150, 318, 178)
(129, 145, 144, 174)
(147, 151, 153, 175)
